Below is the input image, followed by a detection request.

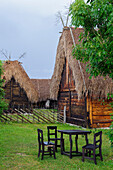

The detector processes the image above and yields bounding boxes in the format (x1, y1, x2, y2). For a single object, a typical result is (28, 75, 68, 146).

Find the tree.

(69, 0, 113, 79)
(0, 60, 8, 115)
(70, 0, 113, 147)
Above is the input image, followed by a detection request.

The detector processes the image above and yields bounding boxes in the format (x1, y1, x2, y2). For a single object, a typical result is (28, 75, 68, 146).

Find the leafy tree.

(69, 0, 113, 147)
(0, 60, 8, 115)
(69, 0, 113, 79)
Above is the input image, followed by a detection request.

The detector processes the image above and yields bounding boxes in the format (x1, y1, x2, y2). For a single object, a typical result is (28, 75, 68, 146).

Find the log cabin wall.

(58, 59, 87, 127)
(87, 98, 113, 128)
(58, 59, 71, 117)
(4, 77, 30, 109)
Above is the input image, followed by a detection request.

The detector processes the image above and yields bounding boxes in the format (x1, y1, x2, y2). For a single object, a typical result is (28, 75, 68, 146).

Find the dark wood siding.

(58, 60, 113, 128)
(4, 77, 30, 108)
(87, 98, 113, 128)
(58, 59, 86, 127)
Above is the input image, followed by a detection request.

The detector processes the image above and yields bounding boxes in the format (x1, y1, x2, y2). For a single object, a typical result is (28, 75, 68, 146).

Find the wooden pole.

(90, 99, 93, 125)
(85, 92, 88, 128)
(63, 106, 66, 123)
(68, 65, 71, 118)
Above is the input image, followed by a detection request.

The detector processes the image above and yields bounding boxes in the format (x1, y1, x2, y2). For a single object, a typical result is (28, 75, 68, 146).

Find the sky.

(0, 0, 74, 79)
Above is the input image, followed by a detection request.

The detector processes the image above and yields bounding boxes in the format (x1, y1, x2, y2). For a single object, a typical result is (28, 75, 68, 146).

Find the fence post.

(64, 106, 66, 123)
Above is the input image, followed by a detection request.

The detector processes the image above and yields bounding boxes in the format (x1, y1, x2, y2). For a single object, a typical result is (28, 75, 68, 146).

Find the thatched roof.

(2, 60, 38, 103)
(50, 27, 113, 100)
(31, 79, 50, 101)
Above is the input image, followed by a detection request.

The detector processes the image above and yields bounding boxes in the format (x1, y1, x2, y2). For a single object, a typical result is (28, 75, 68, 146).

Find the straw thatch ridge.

(31, 79, 50, 102)
(50, 27, 113, 100)
(2, 60, 38, 103)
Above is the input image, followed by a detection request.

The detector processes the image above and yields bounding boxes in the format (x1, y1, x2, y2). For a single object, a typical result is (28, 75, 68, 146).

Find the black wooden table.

(58, 130, 91, 159)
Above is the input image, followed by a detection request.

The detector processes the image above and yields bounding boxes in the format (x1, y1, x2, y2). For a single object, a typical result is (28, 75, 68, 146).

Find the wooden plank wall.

(58, 59, 71, 116)
(87, 98, 113, 128)
(58, 59, 86, 126)
(4, 77, 30, 108)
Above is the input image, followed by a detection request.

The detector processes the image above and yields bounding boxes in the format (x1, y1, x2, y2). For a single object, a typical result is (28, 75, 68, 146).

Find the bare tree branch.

(56, 5, 70, 28)
(0, 49, 9, 60)
(18, 52, 26, 60)
(66, 10, 69, 27)
(9, 52, 11, 60)
(56, 11, 65, 27)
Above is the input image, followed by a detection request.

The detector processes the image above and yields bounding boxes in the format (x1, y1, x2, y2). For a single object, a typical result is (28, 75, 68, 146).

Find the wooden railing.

(0, 109, 64, 124)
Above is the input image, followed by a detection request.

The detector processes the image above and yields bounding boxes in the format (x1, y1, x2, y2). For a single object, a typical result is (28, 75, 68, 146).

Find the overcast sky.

(0, 0, 74, 79)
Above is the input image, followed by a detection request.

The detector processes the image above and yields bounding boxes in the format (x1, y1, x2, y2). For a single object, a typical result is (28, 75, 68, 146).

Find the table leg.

(85, 134, 88, 145)
(75, 134, 78, 153)
(85, 134, 89, 156)
(69, 134, 72, 159)
(61, 132, 64, 155)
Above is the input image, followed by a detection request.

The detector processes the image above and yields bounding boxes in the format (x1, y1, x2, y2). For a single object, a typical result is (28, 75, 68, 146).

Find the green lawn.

(0, 122, 113, 170)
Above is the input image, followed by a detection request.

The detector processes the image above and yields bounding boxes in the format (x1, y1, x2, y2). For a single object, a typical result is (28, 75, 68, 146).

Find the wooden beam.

(90, 98, 93, 125)
(66, 59, 69, 85)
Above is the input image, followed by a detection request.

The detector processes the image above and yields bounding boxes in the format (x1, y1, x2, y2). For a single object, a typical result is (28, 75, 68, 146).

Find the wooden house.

(50, 27, 113, 128)
(31, 79, 57, 108)
(2, 60, 38, 109)
(31, 79, 50, 108)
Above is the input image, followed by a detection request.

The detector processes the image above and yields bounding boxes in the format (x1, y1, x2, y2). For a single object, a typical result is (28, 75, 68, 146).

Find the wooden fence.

(0, 109, 64, 124)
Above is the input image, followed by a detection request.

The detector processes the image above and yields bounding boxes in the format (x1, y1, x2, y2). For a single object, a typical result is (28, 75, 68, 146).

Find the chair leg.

(55, 139, 57, 152)
(93, 149, 97, 165)
(89, 150, 91, 157)
(82, 148, 85, 162)
(62, 139, 65, 152)
(85, 149, 88, 156)
(53, 146, 56, 159)
(38, 146, 40, 157)
(49, 147, 52, 156)
(99, 147, 103, 161)
(41, 146, 44, 160)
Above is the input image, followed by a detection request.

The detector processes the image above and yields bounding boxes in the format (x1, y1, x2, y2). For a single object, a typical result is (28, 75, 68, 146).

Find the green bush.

(0, 60, 8, 115)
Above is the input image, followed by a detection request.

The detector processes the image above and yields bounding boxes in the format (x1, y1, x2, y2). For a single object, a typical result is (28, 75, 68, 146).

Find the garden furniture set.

(37, 126, 103, 165)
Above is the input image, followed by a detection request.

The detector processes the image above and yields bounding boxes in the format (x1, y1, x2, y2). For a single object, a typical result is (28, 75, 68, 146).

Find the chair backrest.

(94, 131, 102, 147)
(47, 126, 57, 141)
(37, 129, 44, 145)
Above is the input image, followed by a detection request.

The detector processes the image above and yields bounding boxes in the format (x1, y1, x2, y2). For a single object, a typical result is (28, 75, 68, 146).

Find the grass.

(0, 122, 113, 170)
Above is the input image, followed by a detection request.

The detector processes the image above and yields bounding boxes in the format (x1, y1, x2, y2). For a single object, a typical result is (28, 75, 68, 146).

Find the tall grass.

(0, 122, 113, 170)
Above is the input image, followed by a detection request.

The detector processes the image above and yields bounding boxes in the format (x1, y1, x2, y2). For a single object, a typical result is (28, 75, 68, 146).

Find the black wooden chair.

(37, 129, 56, 160)
(47, 126, 64, 152)
(82, 131, 103, 165)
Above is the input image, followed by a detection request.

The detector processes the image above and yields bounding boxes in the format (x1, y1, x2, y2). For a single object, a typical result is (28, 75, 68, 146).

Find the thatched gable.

(31, 79, 50, 102)
(50, 27, 113, 100)
(2, 60, 38, 103)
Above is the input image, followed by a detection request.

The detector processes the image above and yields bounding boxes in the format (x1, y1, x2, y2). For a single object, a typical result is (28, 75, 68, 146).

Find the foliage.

(0, 60, 8, 115)
(107, 93, 113, 147)
(69, 0, 113, 147)
(69, 0, 113, 79)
